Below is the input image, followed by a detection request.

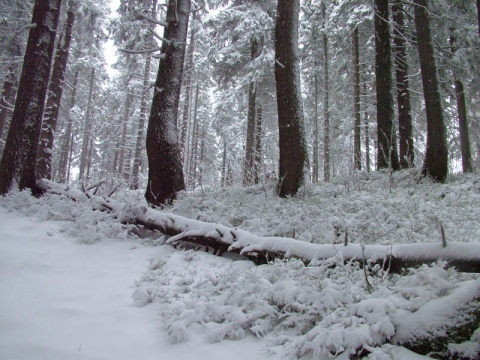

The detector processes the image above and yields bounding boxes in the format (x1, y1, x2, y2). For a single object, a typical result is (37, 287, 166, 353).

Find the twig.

(118, 47, 161, 54)
(135, 12, 168, 27)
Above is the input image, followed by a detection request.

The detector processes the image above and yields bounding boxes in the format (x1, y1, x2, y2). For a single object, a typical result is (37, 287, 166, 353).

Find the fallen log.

(392, 278, 480, 359)
(36, 179, 480, 273)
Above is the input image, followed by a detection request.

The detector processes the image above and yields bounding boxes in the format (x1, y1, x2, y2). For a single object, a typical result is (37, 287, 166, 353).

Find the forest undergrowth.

(1, 170, 480, 359)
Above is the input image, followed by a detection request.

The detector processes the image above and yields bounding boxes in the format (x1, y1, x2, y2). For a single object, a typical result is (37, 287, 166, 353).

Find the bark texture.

(353, 26, 361, 170)
(79, 68, 95, 181)
(414, 0, 448, 182)
(392, 0, 414, 169)
(0, 0, 62, 195)
(322, 3, 330, 182)
(275, 0, 308, 197)
(145, 0, 189, 206)
(0, 63, 17, 156)
(36, 8, 75, 180)
(454, 79, 472, 173)
(374, 0, 400, 171)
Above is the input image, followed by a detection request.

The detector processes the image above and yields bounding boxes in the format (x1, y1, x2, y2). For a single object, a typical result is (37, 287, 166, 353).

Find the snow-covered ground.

(1, 171, 479, 359)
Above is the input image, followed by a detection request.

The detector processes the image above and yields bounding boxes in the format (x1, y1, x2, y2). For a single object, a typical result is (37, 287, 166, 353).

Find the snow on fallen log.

(392, 277, 480, 356)
(36, 179, 480, 273)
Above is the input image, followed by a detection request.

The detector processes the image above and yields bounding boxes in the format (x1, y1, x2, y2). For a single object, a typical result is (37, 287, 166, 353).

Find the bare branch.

(135, 12, 168, 27)
(118, 47, 161, 54)
(148, 29, 171, 45)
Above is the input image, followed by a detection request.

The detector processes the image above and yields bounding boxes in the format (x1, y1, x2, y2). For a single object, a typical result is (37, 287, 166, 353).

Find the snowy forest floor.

(1, 169, 480, 359)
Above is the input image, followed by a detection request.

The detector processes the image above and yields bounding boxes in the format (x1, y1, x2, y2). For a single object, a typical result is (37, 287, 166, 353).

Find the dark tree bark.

(392, 0, 414, 169)
(312, 68, 319, 182)
(353, 26, 361, 170)
(79, 68, 95, 181)
(322, 3, 330, 183)
(180, 11, 196, 164)
(374, 0, 400, 171)
(413, 0, 448, 182)
(244, 37, 261, 186)
(0, 64, 17, 156)
(145, 0, 189, 206)
(364, 81, 371, 173)
(275, 0, 308, 197)
(131, 54, 152, 189)
(254, 103, 263, 184)
(188, 83, 199, 188)
(454, 79, 473, 173)
(117, 90, 133, 177)
(0, 0, 62, 195)
(36, 8, 75, 180)
(57, 69, 78, 182)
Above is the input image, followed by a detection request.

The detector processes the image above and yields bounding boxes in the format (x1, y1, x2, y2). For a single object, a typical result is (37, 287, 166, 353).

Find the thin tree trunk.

(374, 0, 400, 171)
(413, 0, 448, 181)
(79, 68, 95, 181)
(131, 30, 154, 189)
(180, 12, 196, 161)
(364, 81, 371, 173)
(118, 91, 133, 177)
(254, 103, 263, 184)
(353, 26, 361, 171)
(188, 83, 199, 188)
(313, 69, 319, 182)
(244, 38, 260, 186)
(0, 0, 62, 195)
(450, 33, 473, 173)
(392, 0, 414, 169)
(57, 69, 79, 182)
(145, 0, 189, 206)
(322, 4, 330, 183)
(454, 79, 472, 173)
(36, 8, 75, 180)
(221, 137, 227, 187)
(275, 0, 308, 197)
(0, 64, 18, 156)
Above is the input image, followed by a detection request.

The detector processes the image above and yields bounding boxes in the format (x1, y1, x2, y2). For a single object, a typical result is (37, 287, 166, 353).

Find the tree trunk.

(353, 26, 361, 171)
(0, 63, 17, 157)
(413, 0, 448, 182)
(477, 0, 480, 37)
(145, 0, 189, 206)
(254, 103, 263, 184)
(57, 69, 79, 183)
(364, 81, 371, 173)
(244, 38, 260, 186)
(36, 8, 75, 180)
(221, 137, 227, 187)
(118, 91, 133, 177)
(454, 79, 472, 173)
(322, 4, 330, 183)
(180, 12, 196, 162)
(188, 83, 199, 188)
(131, 27, 154, 189)
(0, 0, 62, 195)
(275, 0, 308, 197)
(79, 68, 95, 181)
(374, 0, 400, 171)
(392, 0, 414, 169)
(312, 68, 319, 183)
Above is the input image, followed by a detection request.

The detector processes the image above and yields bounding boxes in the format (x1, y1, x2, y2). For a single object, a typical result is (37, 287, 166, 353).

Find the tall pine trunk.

(36, 8, 75, 180)
(79, 68, 95, 181)
(275, 0, 308, 197)
(254, 103, 263, 184)
(118, 91, 133, 177)
(312, 64, 319, 182)
(413, 0, 448, 181)
(364, 81, 371, 173)
(454, 79, 472, 172)
(244, 37, 260, 186)
(0, 63, 17, 156)
(57, 69, 79, 182)
(374, 0, 400, 171)
(180, 12, 196, 162)
(392, 0, 414, 168)
(0, 0, 62, 195)
(131, 54, 152, 189)
(188, 83, 199, 188)
(145, 0, 189, 206)
(353, 26, 361, 170)
(322, 4, 330, 183)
